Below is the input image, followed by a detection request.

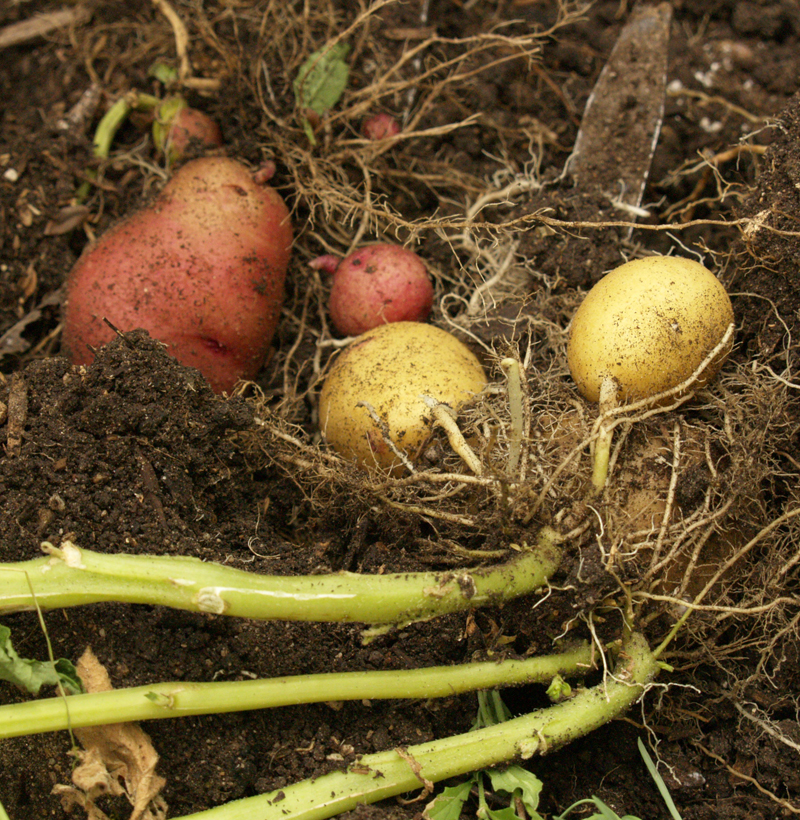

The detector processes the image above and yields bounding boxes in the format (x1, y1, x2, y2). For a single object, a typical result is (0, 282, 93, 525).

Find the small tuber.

(324, 243, 434, 336)
(152, 97, 223, 163)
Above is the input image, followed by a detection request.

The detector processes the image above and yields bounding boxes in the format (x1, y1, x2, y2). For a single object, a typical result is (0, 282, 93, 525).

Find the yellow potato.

(567, 256, 734, 403)
(319, 322, 487, 470)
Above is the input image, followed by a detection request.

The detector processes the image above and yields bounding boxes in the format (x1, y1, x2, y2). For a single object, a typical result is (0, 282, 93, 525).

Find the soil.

(2, 2, 800, 820)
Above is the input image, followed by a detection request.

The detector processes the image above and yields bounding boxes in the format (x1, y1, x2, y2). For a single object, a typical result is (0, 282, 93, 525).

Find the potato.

(63, 157, 293, 393)
(319, 322, 486, 470)
(152, 98, 223, 163)
(567, 256, 734, 403)
(328, 243, 434, 336)
(362, 113, 400, 140)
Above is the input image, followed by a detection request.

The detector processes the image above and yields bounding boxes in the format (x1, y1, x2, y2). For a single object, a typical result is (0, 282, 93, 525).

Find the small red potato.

(362, 113, 400, 140)
(63, 157, 293, 393)
(152, 97, 223, 163)
(327, 243, 434, 336)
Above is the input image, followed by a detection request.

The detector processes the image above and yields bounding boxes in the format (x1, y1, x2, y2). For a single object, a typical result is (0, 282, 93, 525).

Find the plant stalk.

(0, 644, 592, 739)
(170, 633, 658, 820)
(0, 529, 562, 628)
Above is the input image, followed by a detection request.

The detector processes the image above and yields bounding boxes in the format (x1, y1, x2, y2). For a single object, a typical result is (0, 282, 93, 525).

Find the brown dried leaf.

(52, 648, 168, 820)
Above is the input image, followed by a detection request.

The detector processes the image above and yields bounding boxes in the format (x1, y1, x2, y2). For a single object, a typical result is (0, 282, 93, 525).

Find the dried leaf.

(53, 648, 168, 820)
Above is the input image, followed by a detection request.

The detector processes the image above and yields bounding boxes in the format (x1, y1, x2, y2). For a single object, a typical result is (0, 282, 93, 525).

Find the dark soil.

(2, 2, 800, 820)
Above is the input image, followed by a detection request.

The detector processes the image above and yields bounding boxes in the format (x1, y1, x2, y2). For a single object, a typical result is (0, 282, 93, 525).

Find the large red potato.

(63, 157, 293, 393)
(327, 243, 434, 336)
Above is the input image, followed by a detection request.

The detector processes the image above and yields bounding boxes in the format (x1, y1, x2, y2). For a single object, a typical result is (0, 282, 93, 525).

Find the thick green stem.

(0, 644, 592, 740)
(0, 529, 562, 628)
(170, 633, 658, 820)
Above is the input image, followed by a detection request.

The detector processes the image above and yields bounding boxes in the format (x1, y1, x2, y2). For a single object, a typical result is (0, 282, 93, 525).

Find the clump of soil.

(2, 2, 800, 819)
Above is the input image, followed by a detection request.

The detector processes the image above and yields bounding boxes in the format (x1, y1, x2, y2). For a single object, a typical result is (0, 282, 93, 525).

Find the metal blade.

(567, 2, 672, 215)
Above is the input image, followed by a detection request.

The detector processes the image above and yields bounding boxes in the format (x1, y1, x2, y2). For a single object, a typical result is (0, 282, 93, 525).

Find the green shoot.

(75, 90, 161, 201)
(163, 633, 658, 820)
(637, 738, 683, 820)
(294, 42, 351, 144)
(0, 644, 592, 740)
(553, 796, 641, 820)
(552, 737, 683, 820)
(0, 530, 562, 630)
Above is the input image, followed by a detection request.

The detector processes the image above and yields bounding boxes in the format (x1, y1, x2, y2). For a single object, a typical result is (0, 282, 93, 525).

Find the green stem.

(170, 633, 658, 820)
(76, 91, 160, 201)
(0, 644, 592, 740)
(92, 92, 160, 159)
(0, 529, 562, 628)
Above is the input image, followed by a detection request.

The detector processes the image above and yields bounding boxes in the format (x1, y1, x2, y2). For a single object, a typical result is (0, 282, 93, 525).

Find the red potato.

(153, 98, 223, 163)
(63, 157, 293, 393)
(362, 113, 400, 140)
(327, 243, 434, 336)
(165, 108, 223, 159)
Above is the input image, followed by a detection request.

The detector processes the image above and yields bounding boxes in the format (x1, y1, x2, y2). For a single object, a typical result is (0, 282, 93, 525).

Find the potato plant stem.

(0, 528, 562, 627)
(0, 644, 592, 739)
(172, 633, 658, 820)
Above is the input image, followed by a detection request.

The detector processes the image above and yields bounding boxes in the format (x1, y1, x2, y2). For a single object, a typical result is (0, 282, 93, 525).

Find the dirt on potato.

(2, 2, 800, 820)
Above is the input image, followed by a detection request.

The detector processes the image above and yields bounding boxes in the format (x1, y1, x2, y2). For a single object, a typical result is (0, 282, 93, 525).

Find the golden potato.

(319, 322, 487, 471)
(567, 256, 734, 403)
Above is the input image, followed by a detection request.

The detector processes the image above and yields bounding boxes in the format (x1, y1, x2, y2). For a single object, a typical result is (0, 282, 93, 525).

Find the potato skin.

(319, 322, 486, 471)
(567, 256, 734, 403)
(165, 108, 223, 161)
(328, 243, 434, 336)
(63, 157, 293, 393)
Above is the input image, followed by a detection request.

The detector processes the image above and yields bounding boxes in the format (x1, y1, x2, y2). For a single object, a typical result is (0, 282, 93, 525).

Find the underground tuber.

(567, 255, 734, 404)
(323, 243, 434, 336)
(152, 96, 223, 163)
(361, 113, 400, 140)
(63, 157, 293, 393)
(566, 255, 734, 491)
(319, 322, 486, 471)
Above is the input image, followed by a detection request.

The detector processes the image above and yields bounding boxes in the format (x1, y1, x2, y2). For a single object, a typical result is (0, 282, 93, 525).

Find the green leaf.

(423, 779, 474, 820)
(486, 766, 544, 818)
(293, 42, 350, 144)
(294, 42, 351, 116)
(0, 625, 82, 695)
(637, 738, 683, 820)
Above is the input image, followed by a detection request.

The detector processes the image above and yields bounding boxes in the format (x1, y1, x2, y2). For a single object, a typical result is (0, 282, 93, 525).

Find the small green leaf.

(294, 42, 351, 115)
(423, 778, 474, 820)
(486, 766, 544, 818)
(0, 625, 82, 695)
